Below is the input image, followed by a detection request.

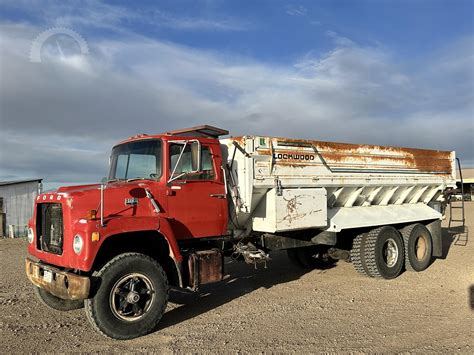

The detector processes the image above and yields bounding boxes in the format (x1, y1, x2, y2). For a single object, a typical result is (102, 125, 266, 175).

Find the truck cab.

(108, 132, 229, 238)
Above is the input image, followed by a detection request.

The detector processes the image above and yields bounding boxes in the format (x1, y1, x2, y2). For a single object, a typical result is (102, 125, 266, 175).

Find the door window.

(169, 144, 215, 180)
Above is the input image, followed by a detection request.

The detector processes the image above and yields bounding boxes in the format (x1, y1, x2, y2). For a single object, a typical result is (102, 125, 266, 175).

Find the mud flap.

(426, 219, 442, 258)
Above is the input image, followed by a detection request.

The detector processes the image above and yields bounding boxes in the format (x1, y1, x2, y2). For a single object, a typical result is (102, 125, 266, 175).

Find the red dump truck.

(26, 125, 459, 339)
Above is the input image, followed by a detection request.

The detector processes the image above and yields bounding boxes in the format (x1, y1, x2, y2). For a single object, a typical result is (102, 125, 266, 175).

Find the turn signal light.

(86, 210, 97, 220)
(91, 232, 100, 242)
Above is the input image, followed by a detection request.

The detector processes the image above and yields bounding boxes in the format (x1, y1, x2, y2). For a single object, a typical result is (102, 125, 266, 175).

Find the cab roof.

(115, 125, 229, 146)
(166, 125, 228, 138)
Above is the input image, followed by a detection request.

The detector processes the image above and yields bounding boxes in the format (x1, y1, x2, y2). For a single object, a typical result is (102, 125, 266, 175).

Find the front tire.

(84, 253, 169, 340)
(34, 286, 84, 311)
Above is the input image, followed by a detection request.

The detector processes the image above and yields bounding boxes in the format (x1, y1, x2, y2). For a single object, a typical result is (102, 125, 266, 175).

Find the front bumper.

(25, 258, 90, 300)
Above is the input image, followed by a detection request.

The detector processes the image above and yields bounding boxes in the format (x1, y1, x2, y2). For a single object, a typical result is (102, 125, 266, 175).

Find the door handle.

(210, 194, 226, 199)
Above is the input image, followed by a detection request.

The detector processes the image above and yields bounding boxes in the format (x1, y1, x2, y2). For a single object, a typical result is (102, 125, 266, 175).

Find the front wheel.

(84, 253, 169, 340)
(34, 286, 84, 311)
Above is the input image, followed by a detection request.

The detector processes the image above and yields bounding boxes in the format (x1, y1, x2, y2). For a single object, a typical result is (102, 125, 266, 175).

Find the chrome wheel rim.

(383, 238, 399, 268)
(110, 273, 155, 322)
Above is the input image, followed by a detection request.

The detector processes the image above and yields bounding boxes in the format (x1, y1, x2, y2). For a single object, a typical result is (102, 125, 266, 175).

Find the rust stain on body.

(281, 195, 304, 224)
(229, 136, 454, 175)
(25, 258, 90, 300)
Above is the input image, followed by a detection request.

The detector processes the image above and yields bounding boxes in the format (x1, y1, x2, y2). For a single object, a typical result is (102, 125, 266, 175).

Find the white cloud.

(1, 0, 250, 33)
(286, 5, 308, 16)
(0, 23, 473, 187)
(149, 10, 250, 31)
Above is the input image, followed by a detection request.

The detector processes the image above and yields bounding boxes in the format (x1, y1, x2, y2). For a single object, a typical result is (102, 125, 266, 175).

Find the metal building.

(0, 179, 42, 237)
(457, 168, 474, 200)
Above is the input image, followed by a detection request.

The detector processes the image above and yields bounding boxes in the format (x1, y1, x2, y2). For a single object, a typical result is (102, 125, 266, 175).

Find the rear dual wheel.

(351, 226, 405, 279)
(364, 226, 405, 279)
(400, 223, 432, 272)
(351, 233, 371, 277)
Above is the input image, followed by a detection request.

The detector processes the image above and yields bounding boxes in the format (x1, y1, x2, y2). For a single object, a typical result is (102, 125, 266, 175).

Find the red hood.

(54, 181, 160, 217)
(28, 181, 164, 271)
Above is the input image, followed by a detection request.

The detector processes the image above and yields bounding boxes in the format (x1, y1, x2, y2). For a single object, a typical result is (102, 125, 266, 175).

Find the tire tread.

(34, 286, 83, 311)
(351, 233, 372, 277)
(364, 227, 387, 279)
(84, 252, 169, 339)
(364, 226, 404, 279)
(400, 223, 432, 272)
(400, 224, 417, 272)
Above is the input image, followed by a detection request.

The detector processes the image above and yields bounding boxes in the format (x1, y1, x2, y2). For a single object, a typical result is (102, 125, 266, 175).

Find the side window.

(200, 146, 215, 180)
(169, 144, 215, 180)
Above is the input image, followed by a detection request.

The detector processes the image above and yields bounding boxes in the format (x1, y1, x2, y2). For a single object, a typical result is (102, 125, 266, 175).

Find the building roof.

(0, 178, 43, 187)
(458, 168, 474, 184)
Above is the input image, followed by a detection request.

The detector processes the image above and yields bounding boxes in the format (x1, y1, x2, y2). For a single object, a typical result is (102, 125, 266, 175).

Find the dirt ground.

(1, 203, 473, 353)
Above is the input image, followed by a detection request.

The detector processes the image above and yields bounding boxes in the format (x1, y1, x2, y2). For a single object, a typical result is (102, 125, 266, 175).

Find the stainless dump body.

(220, 136, 456, 235)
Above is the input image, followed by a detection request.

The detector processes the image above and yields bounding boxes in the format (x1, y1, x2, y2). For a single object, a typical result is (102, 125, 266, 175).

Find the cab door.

(166, 141, 228, 239)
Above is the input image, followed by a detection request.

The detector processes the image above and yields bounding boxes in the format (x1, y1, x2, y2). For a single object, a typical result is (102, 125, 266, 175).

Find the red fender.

(158, 217, 183, 263)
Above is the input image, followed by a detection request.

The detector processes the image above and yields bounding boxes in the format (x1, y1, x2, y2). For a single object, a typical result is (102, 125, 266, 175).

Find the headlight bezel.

(73, 234, 84, 255)
(27, 227, 34, 244)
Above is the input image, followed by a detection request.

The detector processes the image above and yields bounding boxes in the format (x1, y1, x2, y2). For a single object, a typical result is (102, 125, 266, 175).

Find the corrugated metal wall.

(0, 182, 39, 237)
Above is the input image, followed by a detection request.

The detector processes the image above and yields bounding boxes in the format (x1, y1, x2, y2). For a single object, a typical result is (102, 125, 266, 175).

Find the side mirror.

(191, 141, 201, 172)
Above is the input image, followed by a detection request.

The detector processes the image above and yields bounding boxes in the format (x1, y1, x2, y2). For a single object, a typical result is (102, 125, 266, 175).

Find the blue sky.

(0, 0, 473, 187)
(2, 0, 472, 63)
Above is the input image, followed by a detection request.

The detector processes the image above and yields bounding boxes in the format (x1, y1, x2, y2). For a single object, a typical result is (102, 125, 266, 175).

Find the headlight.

(73, 234, 84, 255)
(27, 228, 34, 244)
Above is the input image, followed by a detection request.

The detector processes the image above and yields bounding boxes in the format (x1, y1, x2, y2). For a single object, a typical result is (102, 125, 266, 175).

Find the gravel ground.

(1, 203, 473, 353)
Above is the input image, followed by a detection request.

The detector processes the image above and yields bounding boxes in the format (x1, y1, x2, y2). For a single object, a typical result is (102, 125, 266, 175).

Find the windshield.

(109, 139, 162, 181)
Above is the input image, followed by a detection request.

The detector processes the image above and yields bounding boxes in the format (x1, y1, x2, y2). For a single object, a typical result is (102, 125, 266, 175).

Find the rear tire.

(400, 224, 432, 272)
(34, 286, 83, 311)
(84, 253, 169, 340)
(351, 233, 373, 277)
(364, 226, 405, 279)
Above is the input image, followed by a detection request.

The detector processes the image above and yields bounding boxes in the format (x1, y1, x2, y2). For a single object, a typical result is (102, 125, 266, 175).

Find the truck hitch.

(232, 242, 270, 269)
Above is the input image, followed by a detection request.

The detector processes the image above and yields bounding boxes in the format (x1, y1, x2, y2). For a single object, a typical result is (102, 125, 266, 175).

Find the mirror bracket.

(167, 139, 202, 184)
